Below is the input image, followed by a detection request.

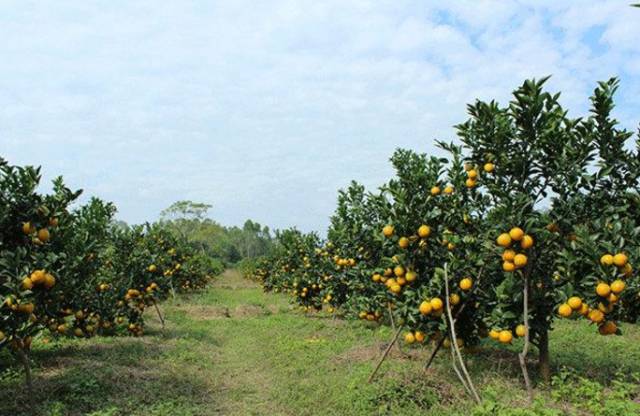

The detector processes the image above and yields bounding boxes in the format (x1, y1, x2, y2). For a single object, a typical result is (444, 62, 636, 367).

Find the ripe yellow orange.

(447, 242, 455, 251)
(418, 225, 431, 238)
(580, 303, 589, 316)
(419, 301, 432, 315)
(38, 228, 50, 242)
(598, 321, 617, 336)
(567, 296, 582, 310)
(503, 261, 515, 272)
(467, 169, 478, 179)
(502, 249, 516, 262)
(358, 311, 367, 319)
(398, 237, 410, 249)
(513, 254, 528, 268)
(405, 271, 417, 282)
(414, 331, 426, 343)
(44, 273, 56, 289)
(382, 225, 394, 237)
(450, 294, 460, 305)
(49, 217, 59, 227)
(30, 270, 46, 285)
(600, 254, 614, 266)
(430, 297, 444, 311)
(498, 330, 513, 344)
(558, 303, 572, 317)
(390, 284, 401, 294)
(372, 274, 381, 282)
(444, 185, 454, 194)
(608, 293, 619, 303)
(394, 265, 405, 277)
(22, 222, 33, 235)
(484, 162, 494, 173)
(22, 277, 34, 290)
(515, 324, 526, 337)
(431, 186, 441, 196)
(148, 264, 157, 273)
(521, 235, 534, 249)
(596, 283, 611, 297)
(588, 309, 605, 323)
(496, 233, 512, 247)
(384, 268, 393, 277)
(459, 278, 473, 291)
(489, 329, 500, 340)
(509, 227, 524, 241)
(613, 253, 628, 267)
(465, 178, 476, 188)
(623, 263, 633, 277)
(610, 279, 625, 294)
(404, 332, 415, 344)
(598, 302, 614, 313)
(396, 277, 407, 286)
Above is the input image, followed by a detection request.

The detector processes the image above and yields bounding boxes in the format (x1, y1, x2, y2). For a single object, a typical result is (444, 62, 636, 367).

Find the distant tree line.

(157, 200, 273, 267)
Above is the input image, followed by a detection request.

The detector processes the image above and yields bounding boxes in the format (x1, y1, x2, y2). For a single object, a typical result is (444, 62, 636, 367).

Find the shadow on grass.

(0, 335, 220, 416)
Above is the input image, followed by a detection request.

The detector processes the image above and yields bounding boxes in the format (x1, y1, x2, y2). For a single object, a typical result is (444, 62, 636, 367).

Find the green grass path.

(2, 270, 640, 415)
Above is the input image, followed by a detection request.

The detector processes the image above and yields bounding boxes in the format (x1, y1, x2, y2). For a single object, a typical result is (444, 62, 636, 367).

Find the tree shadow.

(0, 336, 221, 416)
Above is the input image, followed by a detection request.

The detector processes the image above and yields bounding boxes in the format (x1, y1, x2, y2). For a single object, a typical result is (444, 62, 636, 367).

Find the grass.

(1, 269, 639, 415)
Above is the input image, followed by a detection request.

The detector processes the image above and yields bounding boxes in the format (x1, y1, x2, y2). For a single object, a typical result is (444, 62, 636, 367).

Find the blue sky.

(1, 1, 639, 232)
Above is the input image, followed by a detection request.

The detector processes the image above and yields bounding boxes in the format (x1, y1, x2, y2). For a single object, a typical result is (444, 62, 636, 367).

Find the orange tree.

(457, 77, 640, 381)
(0, 158, 81, 388)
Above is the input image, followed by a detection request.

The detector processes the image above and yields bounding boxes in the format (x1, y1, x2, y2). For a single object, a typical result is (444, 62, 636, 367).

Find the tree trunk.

(538, 329, 551, 383)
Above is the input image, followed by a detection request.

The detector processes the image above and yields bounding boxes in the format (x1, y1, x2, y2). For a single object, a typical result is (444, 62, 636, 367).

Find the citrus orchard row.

(0, 158, 216, 388)
(244, 78, 640, 387)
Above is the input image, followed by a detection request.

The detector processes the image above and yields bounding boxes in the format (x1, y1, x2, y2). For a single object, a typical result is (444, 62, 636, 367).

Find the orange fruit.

(498, 330, 513, 344)
(467, 169, 478, 179)
(418, 225, 431, 238)
(589, 309, 605, 323)
(484, 162, 494, 173)
(610, 279, 625, 294)
(521, 235, 534, 249)
(430, 298, 444, 311)
(390, 284, 401, 294)
(496, 233, 512, 247)
(22, 277, 34, 290)
(613, 253, 628, 267)
(465, 178, 476, 188)
(444, 186, 454, 194)
(382, 225, 394, 237)
(459, 278, 473, 291)
(489, 329, 500, 340)
(405, 271, 417, 282)
(503, 261, 515, 272)
(394, 266, 405, 277)
(596, 283, 611, 297)
(414, 331, 426, 343)
(430, 186, 441, 196)
(567, 296, 582, 310)
(404, 332, 416, 344)
(600, 254, 614, 266)
(515, 324, 526, 337)
(37, 228, 50, 242)
(398, 237, 410, 249)
(513, 254, 528, 268)
(450, 294, 460, 305)
(44, 273, 56, 289)
(419, 301, 432, 315)
(509, 227, 524, 241)
(502, 249, 516, 262)
(598, 321, 617, 336)
(558, 303, 572, 317)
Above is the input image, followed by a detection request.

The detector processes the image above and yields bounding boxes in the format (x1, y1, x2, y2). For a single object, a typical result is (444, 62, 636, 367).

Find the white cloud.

(0, 0, 638, 232)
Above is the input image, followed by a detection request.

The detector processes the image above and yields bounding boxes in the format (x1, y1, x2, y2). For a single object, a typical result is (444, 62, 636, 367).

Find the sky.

(1, 1, 639, 233)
